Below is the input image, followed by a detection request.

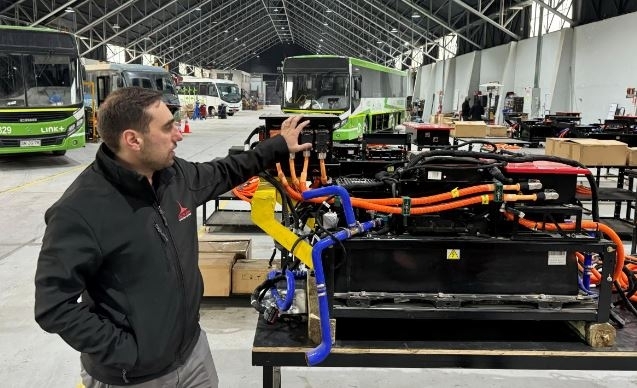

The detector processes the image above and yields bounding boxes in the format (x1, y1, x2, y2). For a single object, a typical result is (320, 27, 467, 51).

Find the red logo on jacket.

(177, 202, 192, 222)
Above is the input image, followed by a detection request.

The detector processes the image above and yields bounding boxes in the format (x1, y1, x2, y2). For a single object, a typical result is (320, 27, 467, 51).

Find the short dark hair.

(97, 87, 163, 152)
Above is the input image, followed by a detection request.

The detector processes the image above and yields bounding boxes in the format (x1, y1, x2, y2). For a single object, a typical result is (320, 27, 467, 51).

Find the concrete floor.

(1, 107, 636, 388)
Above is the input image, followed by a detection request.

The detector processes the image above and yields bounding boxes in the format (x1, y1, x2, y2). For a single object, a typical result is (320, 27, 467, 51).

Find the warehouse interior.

(1, 1, 637, 387)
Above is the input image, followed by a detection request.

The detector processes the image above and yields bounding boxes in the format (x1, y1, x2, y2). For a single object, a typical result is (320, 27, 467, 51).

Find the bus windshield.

(217, 83, 241, 103)
(283, 73, 349, 110)
(0, 53, 82, 107)
(123, 71, 177, 94)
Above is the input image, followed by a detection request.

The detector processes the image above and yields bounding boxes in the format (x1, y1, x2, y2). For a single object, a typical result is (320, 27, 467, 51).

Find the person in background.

(34, 87, 312, 387)
(470, 98, 485, 121)
(461, 97, 471, 121)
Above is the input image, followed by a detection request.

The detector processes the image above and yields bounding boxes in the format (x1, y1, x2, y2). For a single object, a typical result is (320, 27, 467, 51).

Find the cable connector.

(537, 190, 559, 201)
(263, 304, 279, 324)
(525, 179, 543, 191)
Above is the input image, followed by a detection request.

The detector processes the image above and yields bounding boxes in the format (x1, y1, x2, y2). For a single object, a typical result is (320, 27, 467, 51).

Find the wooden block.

(306, 274, 335, 345)
(568, 321, 616, 347)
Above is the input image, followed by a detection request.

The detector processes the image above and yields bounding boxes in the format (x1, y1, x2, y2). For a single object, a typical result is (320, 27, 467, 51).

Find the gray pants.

(81, 329, 219, 388)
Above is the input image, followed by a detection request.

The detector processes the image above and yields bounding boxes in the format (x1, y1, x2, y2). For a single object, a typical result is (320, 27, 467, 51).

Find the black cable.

(613, 280, 637, 318)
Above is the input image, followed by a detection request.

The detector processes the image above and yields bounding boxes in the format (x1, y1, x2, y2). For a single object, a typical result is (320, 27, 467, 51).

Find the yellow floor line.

(0, 164, 88, 195)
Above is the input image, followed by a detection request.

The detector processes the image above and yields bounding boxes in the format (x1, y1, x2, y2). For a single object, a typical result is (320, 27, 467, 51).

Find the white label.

(428, 171, 442, 180)
(20, 139, 41, 147)
(548, 251, 567, 265)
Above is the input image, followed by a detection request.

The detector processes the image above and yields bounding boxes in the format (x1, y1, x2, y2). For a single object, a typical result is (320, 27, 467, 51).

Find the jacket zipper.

(153, 222, 170, 272)
(154, 202, 188, 365)
(122, 369, 129, 383)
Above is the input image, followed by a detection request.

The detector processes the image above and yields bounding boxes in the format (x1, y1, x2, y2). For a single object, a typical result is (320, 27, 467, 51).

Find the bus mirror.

(116, 78, 124, 88)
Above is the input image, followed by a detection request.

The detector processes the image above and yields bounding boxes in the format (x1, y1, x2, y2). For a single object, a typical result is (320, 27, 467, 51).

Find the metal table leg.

(263, 366, 281, 388)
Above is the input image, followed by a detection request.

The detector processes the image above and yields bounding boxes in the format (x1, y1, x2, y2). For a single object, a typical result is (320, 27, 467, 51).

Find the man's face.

(138, 101, 182, 171)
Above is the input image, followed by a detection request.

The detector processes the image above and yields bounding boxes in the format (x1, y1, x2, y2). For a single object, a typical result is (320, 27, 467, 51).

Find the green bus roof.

(286, 55, 407, 76)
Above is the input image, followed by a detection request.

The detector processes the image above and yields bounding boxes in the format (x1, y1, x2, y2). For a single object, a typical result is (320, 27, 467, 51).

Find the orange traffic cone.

(183, 117, 191, 134)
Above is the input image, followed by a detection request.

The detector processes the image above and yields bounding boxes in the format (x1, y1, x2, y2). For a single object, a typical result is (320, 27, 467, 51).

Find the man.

(461, 97, 471, 121)
(34, 87, 311, 387)
(470, 98, 485, 121)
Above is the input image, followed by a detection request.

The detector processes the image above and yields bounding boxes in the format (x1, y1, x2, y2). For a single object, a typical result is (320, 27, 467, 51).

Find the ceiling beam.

(400, 0, 482, 49)
(531, 0, 574, 25)
(451, 0, 521, 40)
(82, 0, 180, 56)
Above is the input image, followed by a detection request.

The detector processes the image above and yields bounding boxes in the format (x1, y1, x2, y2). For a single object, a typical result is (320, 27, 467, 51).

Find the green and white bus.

(281, 55, 409, 141)
(176, 76, 242, 116)
(0, 26, 85, 155)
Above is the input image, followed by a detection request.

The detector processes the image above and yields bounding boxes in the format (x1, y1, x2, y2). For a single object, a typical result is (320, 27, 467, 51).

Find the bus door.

(96, 75, 111, 106)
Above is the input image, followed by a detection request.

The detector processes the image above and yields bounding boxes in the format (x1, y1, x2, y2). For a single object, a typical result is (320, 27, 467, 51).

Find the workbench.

(252, 315, 637, 388)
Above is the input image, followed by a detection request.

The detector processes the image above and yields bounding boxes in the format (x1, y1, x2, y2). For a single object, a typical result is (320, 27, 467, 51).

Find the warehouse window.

(530, 0, 572, 37)
(435, 33, 457, 61)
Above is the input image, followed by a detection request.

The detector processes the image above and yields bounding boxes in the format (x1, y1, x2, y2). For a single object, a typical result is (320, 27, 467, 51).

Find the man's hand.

(279, 115, 312, 153)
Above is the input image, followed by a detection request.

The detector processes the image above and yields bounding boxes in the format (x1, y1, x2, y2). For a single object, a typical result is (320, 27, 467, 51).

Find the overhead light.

(510, 6, 525, 10)
(411, 13, 420, 18)
(319, 38, 323, 42)
(274, 8, 278, 12)
(112, 24, 120, 30)
(376, 40, 383, 44)
(367, 48, 371, 52)
(78, 36, 89, 40)
(234, 37, 238, 41)
(169, 46, 175, 49)
(323, 22, 328, 26)
(281, 27, 285, 30)
(224, 30, 228, 33)
(143, 37, 152, 41)
(391, 27, 398, 33)
(256, 55, 260, 58)
(64, 7, 75, 13)
(194, 6, 201, 11)
(186, 51, 191, 54)
(326, 9, 332, 13)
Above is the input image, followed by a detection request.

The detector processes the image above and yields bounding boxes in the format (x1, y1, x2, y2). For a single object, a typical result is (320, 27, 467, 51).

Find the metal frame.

(0, 0, 629, 70)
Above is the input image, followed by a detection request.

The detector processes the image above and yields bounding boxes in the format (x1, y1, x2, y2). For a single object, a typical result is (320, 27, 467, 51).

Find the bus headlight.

(67, 108, 85, 135)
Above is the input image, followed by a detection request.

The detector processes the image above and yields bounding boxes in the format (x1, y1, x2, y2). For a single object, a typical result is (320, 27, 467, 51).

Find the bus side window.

(209, 85, 218, 97)
(352, 75, 361, 111)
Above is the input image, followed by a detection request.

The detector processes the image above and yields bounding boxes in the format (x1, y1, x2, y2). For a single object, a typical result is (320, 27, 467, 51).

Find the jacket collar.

(94, 143, 176, 199)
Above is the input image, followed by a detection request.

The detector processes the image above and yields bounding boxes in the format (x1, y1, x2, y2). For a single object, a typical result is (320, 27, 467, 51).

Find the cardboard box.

(452, 121, 488, 138)
(487, 125, 508, 137)
(198, 236, 251, 260)
(545, 138, 570, 155)
(547, 138, 628, 166)
(199, 253, 235, 296)
(627, 147, 637, 166)
(231, 259, 276, 294)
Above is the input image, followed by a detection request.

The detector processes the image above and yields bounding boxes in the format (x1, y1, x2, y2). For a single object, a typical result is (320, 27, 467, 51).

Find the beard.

(139, 144, 174, 172)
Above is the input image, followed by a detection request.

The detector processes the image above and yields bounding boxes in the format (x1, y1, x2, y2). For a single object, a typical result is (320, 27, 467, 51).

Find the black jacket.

(470, 103, 485, 121)
(34, 137, 289, 384)
(461, 100, 471, 119)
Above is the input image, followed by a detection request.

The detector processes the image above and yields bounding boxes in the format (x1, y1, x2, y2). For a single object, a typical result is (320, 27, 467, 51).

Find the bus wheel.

(228, 112, 234, 116)
(51, 150, 66, 156)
